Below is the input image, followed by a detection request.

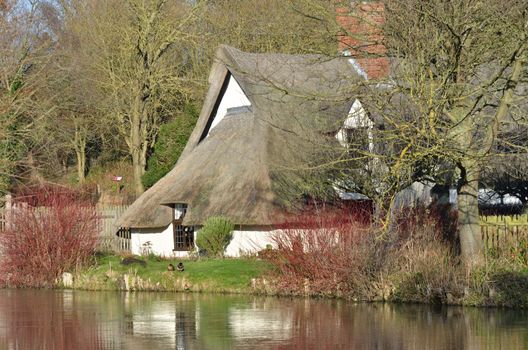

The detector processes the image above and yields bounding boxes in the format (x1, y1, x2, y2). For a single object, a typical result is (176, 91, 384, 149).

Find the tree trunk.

(131, 131, 145, 196)
(130, 97, 145, 196)
(457, 43, 526, 267)
(457, 160, 483, 267)
(75, 147, 86, 184)
(74, 129, 86, 184)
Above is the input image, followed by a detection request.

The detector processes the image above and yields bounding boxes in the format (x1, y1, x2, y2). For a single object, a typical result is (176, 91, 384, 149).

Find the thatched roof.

(117, 46, 363, 228)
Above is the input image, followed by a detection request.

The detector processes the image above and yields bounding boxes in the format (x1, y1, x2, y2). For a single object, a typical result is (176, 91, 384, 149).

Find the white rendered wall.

(131, 226, 195, 258)
(207, 75, 251, 137)
(392, 181, 433, 209)
(130, 202, 276, 257)
(130, 207, 194, 258)
(131, 225, 175, 257)
(224, 229, 276, 257)
(131, 227, 274, 258)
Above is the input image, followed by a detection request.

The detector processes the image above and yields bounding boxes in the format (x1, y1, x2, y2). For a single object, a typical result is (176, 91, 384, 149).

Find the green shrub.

(196, 217, 235, 258)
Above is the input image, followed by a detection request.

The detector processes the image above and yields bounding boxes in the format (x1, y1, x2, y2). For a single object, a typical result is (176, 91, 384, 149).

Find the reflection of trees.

(281, 302, 528, 350)
(0, 290, 114, 350)
(195, 294, 234, 350)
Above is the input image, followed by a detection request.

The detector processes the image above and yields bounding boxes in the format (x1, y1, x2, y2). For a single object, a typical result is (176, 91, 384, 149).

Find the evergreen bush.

(142, 103, 199, 189)
(196, 216, 234, 258)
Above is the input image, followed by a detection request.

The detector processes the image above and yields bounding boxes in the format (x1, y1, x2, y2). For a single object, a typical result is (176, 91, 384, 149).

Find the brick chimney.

(336, 1, 389, 80)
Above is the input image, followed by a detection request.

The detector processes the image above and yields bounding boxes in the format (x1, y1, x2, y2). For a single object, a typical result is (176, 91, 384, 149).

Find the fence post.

(5, 194, 12, 230)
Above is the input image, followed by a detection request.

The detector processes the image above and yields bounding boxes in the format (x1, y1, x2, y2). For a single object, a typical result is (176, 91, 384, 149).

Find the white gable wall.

(206, 75, 251, 137)
(343, 99, 372, 128)
(336, 99, 374, 151)
(334, 99, 376, 200)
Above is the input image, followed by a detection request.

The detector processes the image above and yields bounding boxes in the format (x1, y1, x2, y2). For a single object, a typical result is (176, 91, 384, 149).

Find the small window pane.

(173, 204, 194, 251)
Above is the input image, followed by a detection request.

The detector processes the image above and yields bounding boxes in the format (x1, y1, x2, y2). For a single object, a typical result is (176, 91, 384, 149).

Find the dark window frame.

(173, 205, 194, 251)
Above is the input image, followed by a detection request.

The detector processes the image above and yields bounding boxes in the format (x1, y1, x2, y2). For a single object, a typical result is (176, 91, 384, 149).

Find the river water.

(0, 290, 526, 350)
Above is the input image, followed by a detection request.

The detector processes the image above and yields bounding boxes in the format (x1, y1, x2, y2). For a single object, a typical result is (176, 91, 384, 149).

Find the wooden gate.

(97, 205, 131, 253)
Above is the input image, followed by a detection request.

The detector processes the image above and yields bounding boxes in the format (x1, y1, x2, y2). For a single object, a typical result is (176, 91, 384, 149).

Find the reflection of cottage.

(117, 45, 374, 257)
(123, 293, 199, 349)
(228, 304, 293, 341)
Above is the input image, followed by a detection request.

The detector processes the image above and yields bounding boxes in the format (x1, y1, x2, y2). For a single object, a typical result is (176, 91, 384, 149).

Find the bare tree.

(380, 0, 527, 266)
(64, 0, 202, 195)
(283, 0, 528, 267)
(0, 0, 54, 193)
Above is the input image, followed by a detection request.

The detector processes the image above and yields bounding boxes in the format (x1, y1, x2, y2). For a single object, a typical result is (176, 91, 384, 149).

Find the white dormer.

(333, 99, 376, 201)
(336, 99, 374, 152)
(206, 74, 251, 137)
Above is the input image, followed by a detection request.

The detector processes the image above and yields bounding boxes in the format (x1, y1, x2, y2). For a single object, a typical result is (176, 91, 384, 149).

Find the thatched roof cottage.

(117, 45, 377, 257)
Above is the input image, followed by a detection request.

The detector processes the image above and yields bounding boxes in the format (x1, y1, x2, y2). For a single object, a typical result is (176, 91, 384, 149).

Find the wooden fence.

(97, 205, 131, 253)
(480, 214, 528, 251)
(0, 204, 131, 253)
(1, 203, 525, 253)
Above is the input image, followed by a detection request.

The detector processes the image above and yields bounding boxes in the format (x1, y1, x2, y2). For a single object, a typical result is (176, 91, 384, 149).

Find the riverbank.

(70, 254, 274, 293)
(66, 254, 528, 308)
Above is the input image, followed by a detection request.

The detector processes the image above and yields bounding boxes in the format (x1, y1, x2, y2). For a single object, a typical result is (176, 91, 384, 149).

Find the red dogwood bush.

(268, 202, 459, 296)
(270, 203, 379, 294)
(0, 188, 100, 287)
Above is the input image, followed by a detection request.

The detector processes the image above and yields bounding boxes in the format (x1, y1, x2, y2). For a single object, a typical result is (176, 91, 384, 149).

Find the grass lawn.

(76, 254, 274, 292)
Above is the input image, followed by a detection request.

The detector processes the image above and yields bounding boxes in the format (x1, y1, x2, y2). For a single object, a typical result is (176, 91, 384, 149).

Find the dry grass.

(265, 206, 527, 307)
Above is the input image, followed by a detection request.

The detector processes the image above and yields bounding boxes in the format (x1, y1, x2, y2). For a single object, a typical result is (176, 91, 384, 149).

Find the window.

(344, 126, 370, 157)
(173, 204, 194, 251)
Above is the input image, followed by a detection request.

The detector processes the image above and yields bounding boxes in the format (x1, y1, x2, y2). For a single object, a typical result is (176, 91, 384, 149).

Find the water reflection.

(0, 290, 525, 350)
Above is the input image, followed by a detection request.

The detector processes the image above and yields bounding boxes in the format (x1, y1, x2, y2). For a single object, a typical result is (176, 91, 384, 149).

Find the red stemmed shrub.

(0, 188, 100, 287)
(270, 203, 380, 295)
(268, 202, 460, 298)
